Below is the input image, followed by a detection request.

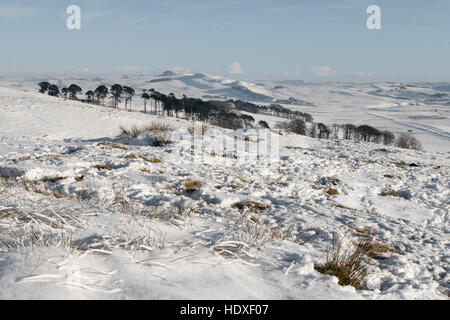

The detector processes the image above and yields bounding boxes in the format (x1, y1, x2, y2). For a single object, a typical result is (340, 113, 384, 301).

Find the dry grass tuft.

(390, 161, 419, 168)
(224, 211, 312, 247)
(98, 141, 128, 150)
(320, 177, 340, 186)
(364, 241, 399, 259)
(332, 202, 379, 216)
(74, 175, 85, 182)
(119, 123, 173, 147)
(379, 189, 400, 197)
(119, 122, 174, 139)
(237, 177, 250, 184)
(92, 164, 112, 170)
(314, 236, 372, 290)
(149, 135, 172, 147)
(327, 188, 340, 196)
(232, 200, 271, 212)
(18, 177, 77, 200)
(42, 176, 67, 183)
(384, 174, 402, 179)
(136, 155, 162, 163)
(183, 179, 203, 193)
(335, 203, 356, 211)
(215, 184, 238, 190)
(171, 198, 201, 219)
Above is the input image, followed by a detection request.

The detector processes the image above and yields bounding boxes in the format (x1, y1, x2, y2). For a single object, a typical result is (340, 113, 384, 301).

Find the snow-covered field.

(0, 78, 449, 300)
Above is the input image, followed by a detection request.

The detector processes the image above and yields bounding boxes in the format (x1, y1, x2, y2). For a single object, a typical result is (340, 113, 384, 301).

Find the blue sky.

(0, 0, 449, 82)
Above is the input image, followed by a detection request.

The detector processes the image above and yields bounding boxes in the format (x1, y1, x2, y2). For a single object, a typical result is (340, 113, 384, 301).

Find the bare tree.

(396, 133, 422, 150)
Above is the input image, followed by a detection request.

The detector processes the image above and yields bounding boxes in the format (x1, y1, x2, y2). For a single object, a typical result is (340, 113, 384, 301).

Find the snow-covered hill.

(0, 85, 448, 299)
(1, 73, 449, 152)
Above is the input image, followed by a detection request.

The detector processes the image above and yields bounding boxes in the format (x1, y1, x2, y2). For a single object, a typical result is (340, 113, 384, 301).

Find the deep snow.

(0, 83, 448, 300)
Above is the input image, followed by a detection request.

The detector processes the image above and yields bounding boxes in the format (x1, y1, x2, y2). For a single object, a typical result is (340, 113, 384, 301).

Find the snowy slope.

(1, 74, 449, 153)
(0, 86, 449, 300)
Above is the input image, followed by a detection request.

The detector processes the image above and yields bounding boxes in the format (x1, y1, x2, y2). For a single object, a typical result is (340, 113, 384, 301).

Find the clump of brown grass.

(18, 177, 77, 200)
(119, 123, 173, 147)
(321, 177, 340, 186)
(171, 198, 201, 219)
(364, 241, 399, 260)
(119, 122, 174, 139)
(137, 155, 161, 163)
(314, 236, 372, 290)
(98, 141, 128, 150)
(327, 188, 339, 196)
(335, 203, 356, 211)
(237, 177, 250, 184)
(74, 175, 85, 182)
(333, 203, 379, 216)
(215, 184, 238, 190)
(232, 200, 270, 212)
(146, 157, 161, 163)
(384, 174, 402, 179)
(92, 164, 111, 170)
(354, 231, 399, 259)
(390, 161, 419, 168)
(42, 176, 67, 183)
(184, 179, 203, 193)
(149, 135, 172, 147)
(379, 189, 400, 197)
(119, 125, 141, 139)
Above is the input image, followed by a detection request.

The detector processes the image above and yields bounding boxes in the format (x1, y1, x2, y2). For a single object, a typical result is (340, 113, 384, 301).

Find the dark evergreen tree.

(141, 92, 150, 114)
(344, 124, 357, 140)
(286, 119, 307, 135)
(47, 84, 60, 97)
(85, 90, 95, 103)
(94, 85, 109, 105)
(357, 125, 381, 142)
(61, 87, 69, 99)
(318, 123, 330, 139)
(110, 84, 123, 108)
(68, 84, 82, 100)
(258, 120, 270, 129)
(241, 114, 255, 128)
(123, 86, 135, 111)
(38, 82, 51, 94)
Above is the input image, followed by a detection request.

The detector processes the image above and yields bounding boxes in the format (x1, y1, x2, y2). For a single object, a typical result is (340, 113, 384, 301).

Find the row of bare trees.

(279, 118, 422, 150)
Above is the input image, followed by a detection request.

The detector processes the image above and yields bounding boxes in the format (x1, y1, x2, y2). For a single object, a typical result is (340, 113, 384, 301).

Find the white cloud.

(229, 61, 244, 74)
(76, 67, 91, 73)
(310, 66, 334, 77)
